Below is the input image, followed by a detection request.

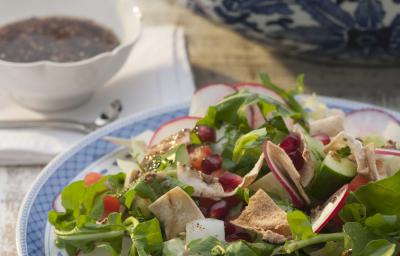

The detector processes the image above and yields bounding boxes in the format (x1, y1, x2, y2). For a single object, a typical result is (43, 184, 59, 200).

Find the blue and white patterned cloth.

(186, 0, 400, 65)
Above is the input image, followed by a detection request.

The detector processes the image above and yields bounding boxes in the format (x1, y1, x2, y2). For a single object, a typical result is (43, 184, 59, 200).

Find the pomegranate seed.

(199, 197, 217, 209)
(208, 200, 229, 219)
(280, 133, 301, 154)
(201, 154, 223, 174)
(313, 133, 331, 145)
(288, 150, 305, 170)
(200, 206, 208, 216)
(196, 125, 216, 143)
(226, 232, 252, 242)
(224, 221, 238, 235)
(224, 195, 241, 208)
(219, 172, 242, 192)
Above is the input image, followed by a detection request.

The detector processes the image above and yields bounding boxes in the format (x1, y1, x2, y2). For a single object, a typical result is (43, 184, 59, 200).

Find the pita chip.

(148, 186, 204, 239)
(231, 190, 291, 244)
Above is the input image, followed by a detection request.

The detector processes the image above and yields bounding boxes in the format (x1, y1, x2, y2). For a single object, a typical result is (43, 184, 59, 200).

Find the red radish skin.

(234, 83, 284, 103)
(149, 116, 200, 146)
(313, 134, 331, 145)
(190, 84, 237, 117)
(345, 108, 400, 138)
(348, 175, 369, 191)
(263, 142, 304, 208)
(312, 185, 350, 233)
(375, 148, 400, 157)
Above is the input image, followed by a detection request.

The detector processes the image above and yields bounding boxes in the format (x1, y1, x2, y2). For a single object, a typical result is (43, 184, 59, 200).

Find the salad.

(48, 74, 400, 256)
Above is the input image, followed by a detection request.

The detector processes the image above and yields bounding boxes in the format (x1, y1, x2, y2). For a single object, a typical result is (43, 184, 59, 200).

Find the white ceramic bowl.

(0, 0, 141, 111)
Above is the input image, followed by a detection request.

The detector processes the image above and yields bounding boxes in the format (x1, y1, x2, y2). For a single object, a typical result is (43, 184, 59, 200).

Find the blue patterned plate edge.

(16, 96, 400, 255)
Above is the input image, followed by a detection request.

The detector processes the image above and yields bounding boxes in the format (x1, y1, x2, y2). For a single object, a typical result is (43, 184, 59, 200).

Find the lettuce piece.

(54, 213, 126, 255)
(128, 218, 163, 256)
(353, 171, 400, 215)
(187, 236, 222, 256)
(308, 241, 344, 256)
(130, 174, 193, 202)
(287, 210, 316, 240)
(225, 241, 274, 256)
(343, 222, 398, 256)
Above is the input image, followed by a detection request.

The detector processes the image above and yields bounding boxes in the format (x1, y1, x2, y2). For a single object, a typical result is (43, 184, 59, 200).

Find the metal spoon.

(0, 100, 122, 133)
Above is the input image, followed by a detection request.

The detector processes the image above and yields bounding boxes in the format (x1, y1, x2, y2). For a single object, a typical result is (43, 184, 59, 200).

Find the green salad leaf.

(287, 210, 316, 240)
(128, 218, 164, 256)
(353, 171, 400, 215)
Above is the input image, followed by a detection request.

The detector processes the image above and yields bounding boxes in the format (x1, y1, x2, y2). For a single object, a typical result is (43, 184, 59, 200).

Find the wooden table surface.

(2, 0, 399, 255)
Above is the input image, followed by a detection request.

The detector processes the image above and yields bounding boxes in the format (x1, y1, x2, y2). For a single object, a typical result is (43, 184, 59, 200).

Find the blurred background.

(143, 0, 399, 109)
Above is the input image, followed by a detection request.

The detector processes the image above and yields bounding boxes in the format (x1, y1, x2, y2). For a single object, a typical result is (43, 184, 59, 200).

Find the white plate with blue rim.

(16, 97, 400, 256)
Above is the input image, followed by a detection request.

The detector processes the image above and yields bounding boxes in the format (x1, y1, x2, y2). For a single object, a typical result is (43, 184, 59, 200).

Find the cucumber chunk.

(307, 152, 356, 201)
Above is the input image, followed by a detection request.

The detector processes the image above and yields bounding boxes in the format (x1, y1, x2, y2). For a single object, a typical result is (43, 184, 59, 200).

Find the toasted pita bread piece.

(293, 125, 324, 187)
(231, 190, 291, 244)
(177, 153, 265, 200)
(148, 186, 204, 239)
(266, 142, 311, 205)
(310, 114, 345, 137)
(324, 132, 368, 175)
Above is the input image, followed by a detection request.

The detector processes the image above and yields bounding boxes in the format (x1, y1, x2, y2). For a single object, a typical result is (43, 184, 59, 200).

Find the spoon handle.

(0, 119, 94, 133)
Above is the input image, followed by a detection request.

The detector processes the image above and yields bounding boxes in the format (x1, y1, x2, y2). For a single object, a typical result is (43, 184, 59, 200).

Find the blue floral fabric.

(188, 0, 400, 63)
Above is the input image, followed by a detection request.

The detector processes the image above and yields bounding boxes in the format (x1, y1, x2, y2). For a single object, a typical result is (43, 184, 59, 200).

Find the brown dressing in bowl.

(0, 16, 120, 63)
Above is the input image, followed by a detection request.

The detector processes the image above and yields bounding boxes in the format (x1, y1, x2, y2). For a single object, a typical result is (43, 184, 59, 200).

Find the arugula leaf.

(232, 128, 267, 163)
(359, 239, 396, 256)
(365, 214, 400, 237)
(308, 241, 344, 256)
(225, 241, 274, 256)
(259, 73, 306, 126)
(339, 202, 367, 223)
(353, 171, 400, 215)
(131, 174, 193, 202)
(287, 210, 316, 240)
(343, 222, 378, 253)
(54, 213, 126, 255)
(187, 236, 223, 256)
(128, 218, 163, 256)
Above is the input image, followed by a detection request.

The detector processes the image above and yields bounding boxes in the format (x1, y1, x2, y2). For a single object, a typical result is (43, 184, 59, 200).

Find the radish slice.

(52, 194, 64, 212)
(251, 105, 266, 129)
(345, 108, 400, 138)
(186, 218, 225, 243)
(375, 148, 400, 157)
(263, 142, 304, 208)
(149, 116, 199, 146)
(245, 105, 266, 129)
(311, 185, 349, 233)
(190, 84, 237, 117)
(234, 83, 284, 104)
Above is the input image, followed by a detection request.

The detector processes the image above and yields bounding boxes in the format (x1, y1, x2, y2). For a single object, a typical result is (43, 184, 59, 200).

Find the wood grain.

(3, 0, 399, 255)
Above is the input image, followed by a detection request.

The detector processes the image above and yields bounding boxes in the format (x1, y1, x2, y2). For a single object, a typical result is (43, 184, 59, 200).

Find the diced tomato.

(103, 195, 121, 216)
(190, 145, 213, 170)
(84, 172, 102, 186)
(348, 175, 369, 192)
